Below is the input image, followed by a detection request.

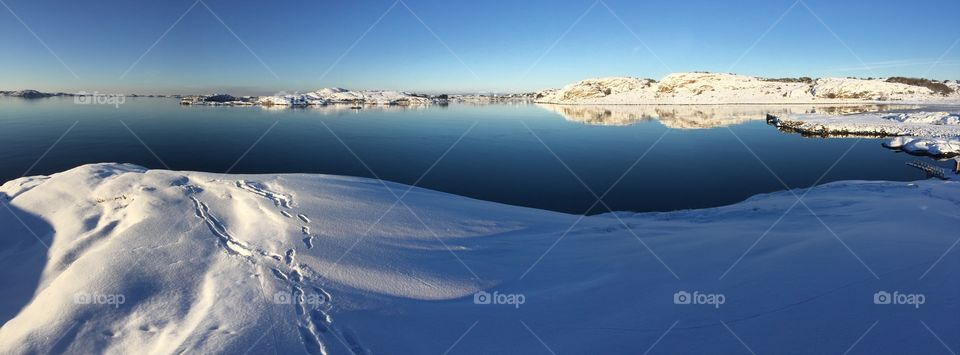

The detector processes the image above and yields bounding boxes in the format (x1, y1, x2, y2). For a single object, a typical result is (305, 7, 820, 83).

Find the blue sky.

(1, 0, 958, 94)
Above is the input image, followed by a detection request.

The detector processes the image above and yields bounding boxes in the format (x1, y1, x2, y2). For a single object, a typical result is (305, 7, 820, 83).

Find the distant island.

(7, 72, 959, 107)
(0, 90, 170, 99)
(178, 89, 538, 107)
(1, 88, 538, 107)
(0, 90, 76, 99)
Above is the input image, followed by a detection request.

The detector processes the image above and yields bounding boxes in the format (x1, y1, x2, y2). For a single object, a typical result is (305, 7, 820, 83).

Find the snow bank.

(883, 136, 960, 156)
(1, 164, 959, 353)
(537, 73, 960, 105)
(768, 111, 960, 157)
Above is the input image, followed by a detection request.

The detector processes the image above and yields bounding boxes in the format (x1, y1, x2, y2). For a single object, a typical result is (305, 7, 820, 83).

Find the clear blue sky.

(2, 0, 958, 95)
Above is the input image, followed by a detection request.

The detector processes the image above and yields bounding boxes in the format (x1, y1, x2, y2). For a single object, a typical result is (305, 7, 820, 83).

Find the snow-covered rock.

(536, 77, 655, 103)
(1, 163, 959, 353)
(769, 111, 960, 157)
(536, 73, 960, 105)
(812, 77, 937, 100)
(2, 90, 57, 99)
(307, 89, 435, 105)
(256, 95, 297, 106)
(883, 111, 960, 125)
(254, 89, 442, 107)
(884, 136, 960, 156)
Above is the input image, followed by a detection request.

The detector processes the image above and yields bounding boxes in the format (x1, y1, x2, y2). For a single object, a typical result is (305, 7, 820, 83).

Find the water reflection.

(253, 103, 439, 114)
(538, 104, 921, 129)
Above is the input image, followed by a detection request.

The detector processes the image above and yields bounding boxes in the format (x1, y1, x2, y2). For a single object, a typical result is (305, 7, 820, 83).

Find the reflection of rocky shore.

(256, 103, 435, 114)
(537, 104, 920, 129)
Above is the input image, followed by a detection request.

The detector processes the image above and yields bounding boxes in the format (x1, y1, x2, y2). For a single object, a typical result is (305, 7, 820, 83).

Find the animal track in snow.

(189, 197, 254, 257)
(285, 249, 296, 266)
(192, 181, 357, 354)
(236, 180, 293, 208)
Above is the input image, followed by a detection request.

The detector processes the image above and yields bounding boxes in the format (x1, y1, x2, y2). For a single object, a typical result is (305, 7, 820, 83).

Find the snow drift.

(1, 164, 958, 353)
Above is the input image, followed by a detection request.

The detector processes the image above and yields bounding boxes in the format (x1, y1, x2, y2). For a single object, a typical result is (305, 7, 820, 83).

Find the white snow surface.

(884, 136, 960, 156)
(537, 73, 960, 104)
(1, 164, 959, 353)
(769, 111, 960, 156)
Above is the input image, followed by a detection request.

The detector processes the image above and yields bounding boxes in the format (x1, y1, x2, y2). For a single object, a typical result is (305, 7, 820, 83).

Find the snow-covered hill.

(1, 164, 958, 353)
(537, 73, 960, 105)
(307, 88, 436, 105)
(255, 89, 442, 107)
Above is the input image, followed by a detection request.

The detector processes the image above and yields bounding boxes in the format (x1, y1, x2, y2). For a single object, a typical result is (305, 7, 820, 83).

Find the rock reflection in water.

(538, 104, 920, 129)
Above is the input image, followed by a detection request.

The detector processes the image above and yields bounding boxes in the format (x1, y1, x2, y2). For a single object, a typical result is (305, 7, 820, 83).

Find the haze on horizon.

(1, 0, 958, 95)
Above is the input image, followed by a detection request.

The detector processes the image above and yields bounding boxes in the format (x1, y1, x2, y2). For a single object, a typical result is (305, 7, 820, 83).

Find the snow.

(256, 89, 440, 107)
(307, 89, 435, 105)
(768, 111, 960, 157)
(1, 163, 959, 353)
(883, 111, 960, 125)
(536, 73, 960, 105)
(883, 136, 960, 157)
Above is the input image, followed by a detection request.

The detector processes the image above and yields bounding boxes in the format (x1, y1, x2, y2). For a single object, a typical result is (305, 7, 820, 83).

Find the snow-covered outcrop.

(1, 163, 959, 353)
(254, 89, 443, 107)
(307, 88, 437, 105)
(884, 136, 960, 157)
(0, 90, 61, 99)
(256, 95, 308, 106)
(768, 111, 960, 157)
(538, 77, 655, 103)
(536, 73, 960, 104)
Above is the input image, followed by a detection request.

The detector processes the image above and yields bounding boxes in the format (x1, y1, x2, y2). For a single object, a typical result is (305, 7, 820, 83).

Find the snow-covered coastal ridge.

(536, 72, 960, 105)
(1, 89, 540, 107)
(182, 89, 450, 107)
(182, 90, 539, 107)
(1, 163, 959, 353)
(768, 111, 960, 157)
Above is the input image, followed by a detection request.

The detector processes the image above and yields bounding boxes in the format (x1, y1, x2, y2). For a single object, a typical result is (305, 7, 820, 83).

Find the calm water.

(0, 97, 953, 214)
